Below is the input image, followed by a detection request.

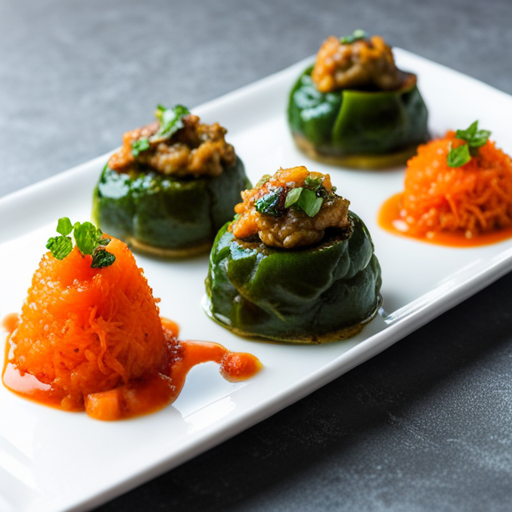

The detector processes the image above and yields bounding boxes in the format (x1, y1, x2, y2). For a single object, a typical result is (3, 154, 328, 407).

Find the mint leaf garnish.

(91, 247, 116, 268)
(46, 218, 115, 268)
(285, 187, 303, 208)
(131, 137, 150, 157)
(73, 222, 104, 256)
(57, 217, 73, 236)
(46, 236, 73, 260)
(297, 188, 323, 217)
(152, 104, 190, 142)
(304, 176, 323, 190)
(255, 188, 286, 217)
(455, 120, 491, 156)
(447, 144, 471, 168)
(340, 29, 368, 44)
(455, 121, 491, 148)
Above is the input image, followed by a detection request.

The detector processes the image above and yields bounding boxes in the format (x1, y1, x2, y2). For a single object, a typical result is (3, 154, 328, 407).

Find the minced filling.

(231, 166, 350, 249)
(311, 34, 404, 93)
(108, 113, 236, 178)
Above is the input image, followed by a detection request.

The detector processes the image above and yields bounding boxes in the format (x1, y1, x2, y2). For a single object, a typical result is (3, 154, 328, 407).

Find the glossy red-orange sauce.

(2, 315, 261, 421)
(379, 193, 512, 247)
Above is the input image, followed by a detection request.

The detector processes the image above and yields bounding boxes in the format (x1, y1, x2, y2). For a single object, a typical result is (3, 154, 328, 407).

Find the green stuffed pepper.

(204, 166, 382, 343)
(92, 105, 249, 257)
(288, 31, 429, 169)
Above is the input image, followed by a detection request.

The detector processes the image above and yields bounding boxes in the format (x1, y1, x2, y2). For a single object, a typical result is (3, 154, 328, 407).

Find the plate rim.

(2, 49, 512, 512)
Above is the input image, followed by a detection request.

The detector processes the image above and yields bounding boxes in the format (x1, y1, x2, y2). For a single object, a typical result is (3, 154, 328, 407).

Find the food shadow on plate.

(94, 269, 512, 511)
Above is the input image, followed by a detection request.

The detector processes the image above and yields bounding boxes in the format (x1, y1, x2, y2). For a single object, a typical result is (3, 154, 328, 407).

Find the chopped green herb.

(297, 188, 323, 217)
(340, 29, 368, 45)
(46, 236, 73, 260)
(91, 247, 116, 268)
(255, 188, 285, 216)
(152, 104, 190, 142)
(46, 218, 115, 268)
(74, 222, 105, 256)
(96, 237, 111, 246)
(455, 120, 491, 155)
(131, 137, 150, 157)
(304, 176, 323, 190)
(447, 144, 471, 168)
(57, 217, 73, 236)
(285, 187, 303, 208)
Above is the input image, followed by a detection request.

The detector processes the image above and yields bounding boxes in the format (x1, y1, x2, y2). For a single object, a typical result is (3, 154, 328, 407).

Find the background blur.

(2, 0, 511, 197)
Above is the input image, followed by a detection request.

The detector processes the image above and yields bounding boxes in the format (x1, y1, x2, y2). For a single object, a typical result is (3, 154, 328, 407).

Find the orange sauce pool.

(379, 193, 512, 247)
(2, 313, 19, 333)
(2, 317, 262, 421)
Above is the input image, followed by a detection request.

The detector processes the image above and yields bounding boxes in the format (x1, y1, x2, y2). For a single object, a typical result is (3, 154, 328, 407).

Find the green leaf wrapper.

(92, 156, 249, 255)
(287, 66, 429, 167)
(204, 212, 382, 343)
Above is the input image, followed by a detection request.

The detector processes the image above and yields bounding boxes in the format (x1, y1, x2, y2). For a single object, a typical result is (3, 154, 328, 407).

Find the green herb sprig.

(340, 29, 368, 45)
(152, 104, 190, 142)
(254, 175, 337, 219)
(130, 104, 191, 157)
(455, 121, 491, 155)
(284, 176, 325, 217)
(255, 188, 286, 217)
(447, 144, 471, 168)
(131, 137, 150, 157)
(447, 120, 491, 168)
(46, 218, 116, 268)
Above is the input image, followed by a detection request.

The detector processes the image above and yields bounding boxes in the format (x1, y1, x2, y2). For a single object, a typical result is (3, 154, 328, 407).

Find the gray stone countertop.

(2, 0, 512, 511)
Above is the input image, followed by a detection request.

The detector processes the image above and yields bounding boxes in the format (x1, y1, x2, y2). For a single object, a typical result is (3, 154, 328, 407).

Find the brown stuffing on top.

(108, 114, 236, 178)
(311, 35, 406, 93)
(231, 166, 351, 249)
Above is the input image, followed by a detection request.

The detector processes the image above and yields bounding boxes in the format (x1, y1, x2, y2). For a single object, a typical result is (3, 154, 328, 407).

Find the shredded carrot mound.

(400, 132, 512, 237)
(10, 238, 170, 410)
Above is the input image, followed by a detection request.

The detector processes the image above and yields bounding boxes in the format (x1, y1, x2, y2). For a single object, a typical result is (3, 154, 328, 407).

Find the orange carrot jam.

(379, 193, 512, 247)
(379, 132, 512, 246)
(1, 235, 261, 420)
(2, 313, 19, 333)
(3, 331, 261, 421)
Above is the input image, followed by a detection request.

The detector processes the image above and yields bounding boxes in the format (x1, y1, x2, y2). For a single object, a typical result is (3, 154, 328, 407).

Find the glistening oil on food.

(4, 29, 512, 430)
(2, 219, 261, 421)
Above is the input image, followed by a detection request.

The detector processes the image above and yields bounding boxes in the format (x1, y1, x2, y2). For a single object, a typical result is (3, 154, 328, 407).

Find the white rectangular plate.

(2, 50, 512, 512)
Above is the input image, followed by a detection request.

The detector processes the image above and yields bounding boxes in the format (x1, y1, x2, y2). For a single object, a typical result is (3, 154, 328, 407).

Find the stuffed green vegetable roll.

(204, 166, 382, 343)
(288, 31, 429, 169)
(92, 105, 249, 257)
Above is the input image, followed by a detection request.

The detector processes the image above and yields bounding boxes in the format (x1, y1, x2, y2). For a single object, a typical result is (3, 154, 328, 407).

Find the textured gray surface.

(2, 0, 512, 511)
